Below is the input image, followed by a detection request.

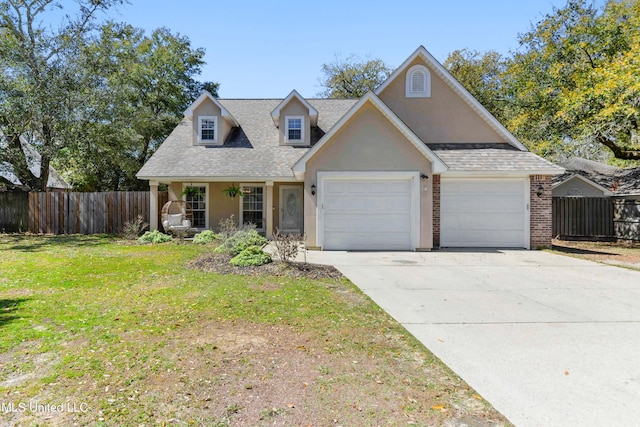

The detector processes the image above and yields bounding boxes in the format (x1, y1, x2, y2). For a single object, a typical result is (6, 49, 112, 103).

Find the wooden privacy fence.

(614, 199, 640, 241)
(553, 197, 614, 238)
(0, 192, 29, 232)
(27, 191, 168, 235)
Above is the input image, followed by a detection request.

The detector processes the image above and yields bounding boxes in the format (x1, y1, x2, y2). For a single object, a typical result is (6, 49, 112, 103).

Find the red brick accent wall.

(433, 174, 441, 248)
(530, 175, 553, 249)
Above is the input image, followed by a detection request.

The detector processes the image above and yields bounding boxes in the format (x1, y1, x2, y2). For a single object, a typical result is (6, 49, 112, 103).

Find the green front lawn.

(0, 235, 509, 426)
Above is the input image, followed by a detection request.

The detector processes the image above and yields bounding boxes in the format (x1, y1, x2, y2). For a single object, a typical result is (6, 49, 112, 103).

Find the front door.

(279, 186, 303, 233)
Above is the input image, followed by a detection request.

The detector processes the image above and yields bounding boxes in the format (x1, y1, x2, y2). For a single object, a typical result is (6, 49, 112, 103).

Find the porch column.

(265, 181, 274, 239)
(149, 180, 159, 231)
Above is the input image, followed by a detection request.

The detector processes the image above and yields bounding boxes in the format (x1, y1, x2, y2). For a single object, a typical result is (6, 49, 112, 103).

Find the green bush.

(193, 230, 219, 244)
(215, 228, 267, 255)
(138, 230, 172, 244)
(229, 246, 272, 267)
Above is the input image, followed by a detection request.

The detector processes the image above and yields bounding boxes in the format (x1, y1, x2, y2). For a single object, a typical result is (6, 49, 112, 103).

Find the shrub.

(120, 215, 148, 240)
(217, 215, 238, 241)
(230, 246, 272, 267)
(193, 230, 219, 244)
(272, 229, 304, 263)
(138, 230, 172, 244)
(215, 228, 267, 255)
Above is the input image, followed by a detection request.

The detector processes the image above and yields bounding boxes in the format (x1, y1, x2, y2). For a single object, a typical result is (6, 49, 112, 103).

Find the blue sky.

(102, 0, 572, 98)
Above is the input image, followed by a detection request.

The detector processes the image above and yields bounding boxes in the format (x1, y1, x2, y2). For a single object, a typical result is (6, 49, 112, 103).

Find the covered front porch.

(148, 180, 304, 238)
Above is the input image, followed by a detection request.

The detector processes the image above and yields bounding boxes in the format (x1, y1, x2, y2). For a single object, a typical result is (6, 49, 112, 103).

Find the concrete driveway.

(304, 249, 640, 427)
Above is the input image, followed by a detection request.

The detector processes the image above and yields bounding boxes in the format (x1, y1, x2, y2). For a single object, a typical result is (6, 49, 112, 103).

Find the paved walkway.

(302, 249, 640, 427)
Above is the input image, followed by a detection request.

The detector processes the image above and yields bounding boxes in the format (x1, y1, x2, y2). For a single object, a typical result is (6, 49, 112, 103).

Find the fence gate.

(0, 192, 29, 232)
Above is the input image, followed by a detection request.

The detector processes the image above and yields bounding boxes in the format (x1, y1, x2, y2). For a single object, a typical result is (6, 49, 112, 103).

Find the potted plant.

(181, 185, 203, 198)
(222, 184, 242, 198)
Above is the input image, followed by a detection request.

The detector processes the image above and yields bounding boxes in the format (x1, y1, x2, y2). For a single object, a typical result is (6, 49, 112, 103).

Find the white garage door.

(441, 178, 528, 248)
(320, 175, 416, 250)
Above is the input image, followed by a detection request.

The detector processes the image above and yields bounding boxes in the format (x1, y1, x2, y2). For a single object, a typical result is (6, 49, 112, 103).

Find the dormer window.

(285, 116, 304, 143)
(406, 64, 431, 98)
(198, 116, 218, 144)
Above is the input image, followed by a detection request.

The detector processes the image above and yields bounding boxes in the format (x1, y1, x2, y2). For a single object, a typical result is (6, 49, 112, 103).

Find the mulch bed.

(187, 252, 344, 280)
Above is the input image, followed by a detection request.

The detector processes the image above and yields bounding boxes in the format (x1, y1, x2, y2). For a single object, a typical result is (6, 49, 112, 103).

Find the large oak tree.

(505, 0, 640, 160)
(0, 0, 217, 191)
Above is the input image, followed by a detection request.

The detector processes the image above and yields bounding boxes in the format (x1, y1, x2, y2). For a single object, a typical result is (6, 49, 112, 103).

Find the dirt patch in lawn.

(188, 253, 344, 280)
(552, 239, 640, 269)
(14, 321, 508, 426)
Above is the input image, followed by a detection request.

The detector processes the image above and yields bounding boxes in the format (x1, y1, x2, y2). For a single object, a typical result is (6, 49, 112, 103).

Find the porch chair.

(160, 200, 193, 234)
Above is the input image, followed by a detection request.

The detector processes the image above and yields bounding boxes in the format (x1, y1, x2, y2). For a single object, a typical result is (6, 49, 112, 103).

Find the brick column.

(530, 175, 552, 249)
(432, 174, 441, 248)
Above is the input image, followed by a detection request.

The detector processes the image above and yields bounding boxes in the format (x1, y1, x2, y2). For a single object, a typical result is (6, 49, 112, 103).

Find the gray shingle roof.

(429, 144, 564, 173)
(137, 99, 356, 179)
(0, 135, 71, 189)
(138, 100, 565, 180)
(555, 157, 640, 196)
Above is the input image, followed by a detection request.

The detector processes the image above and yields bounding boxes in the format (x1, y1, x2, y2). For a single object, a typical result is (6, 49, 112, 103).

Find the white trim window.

(182, 184, 208, 229)
(405, 64, 431, 98)
(285, 116, 304, 143)
(198, 116, 218, 144)
(240, 184, 265, 231)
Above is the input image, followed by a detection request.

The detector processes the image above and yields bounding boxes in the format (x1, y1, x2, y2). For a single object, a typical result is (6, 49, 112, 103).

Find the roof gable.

(553, 174, 613, 196)
(270, 90, 318, 127)
(292, 91, 448, 178)
(183, 91, 239, 126)
(0, 133, 71, 189)
(375, 46, 526, 151)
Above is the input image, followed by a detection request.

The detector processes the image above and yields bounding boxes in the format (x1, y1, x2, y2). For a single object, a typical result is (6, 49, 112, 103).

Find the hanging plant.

(222, 184, 242, 198)
(181, 185, 203, 198)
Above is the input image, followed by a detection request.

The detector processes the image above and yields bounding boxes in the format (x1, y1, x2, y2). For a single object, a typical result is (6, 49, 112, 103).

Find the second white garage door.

(320, 174, 417, 250)
(441, 178, 529, 248)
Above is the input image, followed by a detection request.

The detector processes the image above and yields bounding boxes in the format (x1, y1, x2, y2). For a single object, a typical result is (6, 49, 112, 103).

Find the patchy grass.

(551, 239, 640, 271)
(0, 234, 510, 426)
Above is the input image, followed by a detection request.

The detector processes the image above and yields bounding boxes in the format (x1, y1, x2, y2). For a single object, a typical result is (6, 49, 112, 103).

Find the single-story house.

(553, 157, 640, 200)
(137, 46, 564, 250)
(0, 135, 70, 191)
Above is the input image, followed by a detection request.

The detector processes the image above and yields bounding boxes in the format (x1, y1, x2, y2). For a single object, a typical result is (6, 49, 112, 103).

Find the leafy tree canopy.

(516, 0, 639, 160)
(318, 54, 392, 99)
(444, 49, 509, 124)
(0, 0, 218, 191)
(446, 0, 640, 162)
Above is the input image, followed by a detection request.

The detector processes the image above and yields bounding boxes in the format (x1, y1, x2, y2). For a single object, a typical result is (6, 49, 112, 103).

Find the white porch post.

(149, 180, 159, 231)
(266, 181, 274, 238)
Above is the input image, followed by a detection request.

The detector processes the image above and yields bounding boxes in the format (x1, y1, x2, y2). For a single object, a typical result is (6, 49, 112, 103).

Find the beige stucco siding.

(378, 58, 507, 144)
(191, 98, 232, 144)
(304, 102, 434, 249)
(278, 98, 311, 146)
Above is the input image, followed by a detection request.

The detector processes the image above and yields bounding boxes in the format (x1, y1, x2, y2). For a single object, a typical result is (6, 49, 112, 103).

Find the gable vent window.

(198, 116, 218, 143)
(406, 64, 431, 98)
(286, 116, 303, 142)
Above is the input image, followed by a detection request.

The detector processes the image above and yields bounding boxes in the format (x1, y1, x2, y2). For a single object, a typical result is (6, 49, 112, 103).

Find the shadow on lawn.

(552, 244, 616, 257)
(0, 298, 29, 328)
(0, 234, 111, 252)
